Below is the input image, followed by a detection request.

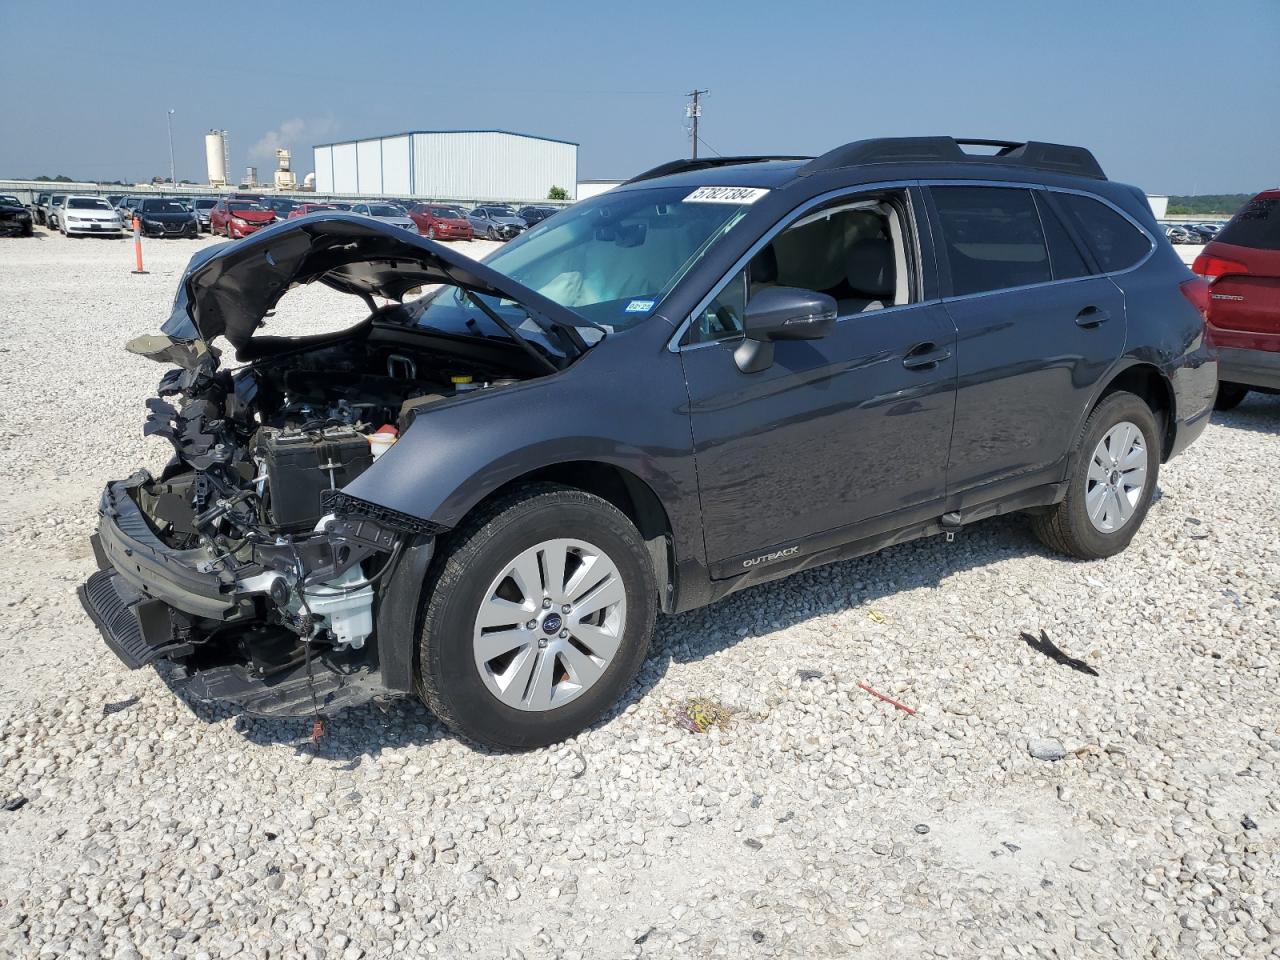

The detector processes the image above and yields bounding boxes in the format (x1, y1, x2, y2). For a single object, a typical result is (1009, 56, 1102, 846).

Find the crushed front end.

(79, 361, 424, 717)
(76, 214, 589, 717)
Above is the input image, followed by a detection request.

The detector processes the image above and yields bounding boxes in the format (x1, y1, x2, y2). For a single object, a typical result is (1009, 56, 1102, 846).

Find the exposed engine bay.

(78, 213, 602, 718)
(94, 324, 534, 709)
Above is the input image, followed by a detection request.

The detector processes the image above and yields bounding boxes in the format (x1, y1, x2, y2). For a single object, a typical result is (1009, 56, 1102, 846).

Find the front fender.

(339, 341, 703, 561)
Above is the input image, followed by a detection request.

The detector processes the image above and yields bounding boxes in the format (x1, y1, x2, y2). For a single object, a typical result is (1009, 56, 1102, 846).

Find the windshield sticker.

(624, 299, 655, 314)
(684, 186, 769, 204)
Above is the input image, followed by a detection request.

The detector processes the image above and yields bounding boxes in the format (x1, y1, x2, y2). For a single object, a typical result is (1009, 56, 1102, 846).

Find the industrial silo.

(205, 130, 228, 188)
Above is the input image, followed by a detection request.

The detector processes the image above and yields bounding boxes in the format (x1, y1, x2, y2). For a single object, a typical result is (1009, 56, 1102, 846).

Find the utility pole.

(686, 89, 707, 159)
(166, 108, 176, 186)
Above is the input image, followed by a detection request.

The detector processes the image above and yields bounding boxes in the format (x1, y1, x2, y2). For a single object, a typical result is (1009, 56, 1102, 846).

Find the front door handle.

(903, 341, 953, 370)
(1075, 306, 1110, 328)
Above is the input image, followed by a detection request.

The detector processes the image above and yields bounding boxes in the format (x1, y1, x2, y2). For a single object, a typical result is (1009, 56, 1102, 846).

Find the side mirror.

(735, 286, 838, 373)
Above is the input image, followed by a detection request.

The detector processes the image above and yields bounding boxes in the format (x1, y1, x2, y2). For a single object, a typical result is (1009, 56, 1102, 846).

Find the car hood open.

(157, 213, 595, 356)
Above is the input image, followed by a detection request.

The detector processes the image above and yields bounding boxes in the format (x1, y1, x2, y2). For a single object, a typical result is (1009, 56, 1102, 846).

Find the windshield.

(270, 199, 298, 211)
(142, 199, 188, 214)
(229, 201, 265, 212)
(69, 198, 112, 210)
(366, 204, 407, 217)
(409, 184, 756, 335)
(194, 199, 217, 210)
(433, 206, 465, 218)
(486, 206, 516, 217)
(0, 196, 21, 205)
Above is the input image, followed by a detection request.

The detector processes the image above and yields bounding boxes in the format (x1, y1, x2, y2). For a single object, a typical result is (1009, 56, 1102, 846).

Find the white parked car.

(58, 196, 125, 237)
(349, 202, 417, 233)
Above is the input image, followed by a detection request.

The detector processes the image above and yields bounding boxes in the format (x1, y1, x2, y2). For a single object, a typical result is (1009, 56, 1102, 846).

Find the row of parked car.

(20, 190, 564, 243)
(1164, 221, 1222, 245)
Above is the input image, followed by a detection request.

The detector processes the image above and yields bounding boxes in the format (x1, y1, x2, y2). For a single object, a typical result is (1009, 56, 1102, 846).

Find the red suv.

(407, 203, 474, 241)
(210, 199, 277, 239)
(1193, 189, 1280, 409)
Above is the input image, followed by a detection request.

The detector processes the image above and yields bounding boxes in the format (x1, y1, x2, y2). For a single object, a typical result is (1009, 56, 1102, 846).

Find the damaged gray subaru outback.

(81, 138, 1217, 748)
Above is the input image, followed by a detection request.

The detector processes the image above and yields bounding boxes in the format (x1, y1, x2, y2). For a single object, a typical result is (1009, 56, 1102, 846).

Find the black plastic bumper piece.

(95, 478, 244, 621)
(78, 568, 184, 670)
(173, 657, 384, 719)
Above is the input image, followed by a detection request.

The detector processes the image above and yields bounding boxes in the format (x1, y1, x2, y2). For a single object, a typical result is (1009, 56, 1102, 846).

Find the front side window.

(1208, 196, 1279, 252)
(932, 186, 1050, 296)
(1057, 193, 1151, 272)
(685, 190, 912, 345)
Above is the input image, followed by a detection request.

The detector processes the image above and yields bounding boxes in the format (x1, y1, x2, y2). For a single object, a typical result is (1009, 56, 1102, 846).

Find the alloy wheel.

(471, 538, 626, 712)
(1085, 420, 1148, 533)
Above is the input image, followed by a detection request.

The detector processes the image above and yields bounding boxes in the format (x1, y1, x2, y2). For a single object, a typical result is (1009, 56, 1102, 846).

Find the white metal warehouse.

(312, 130, 578, 201)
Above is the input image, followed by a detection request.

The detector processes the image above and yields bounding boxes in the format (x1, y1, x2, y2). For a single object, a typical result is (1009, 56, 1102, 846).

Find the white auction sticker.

(684, 186, 770, 204)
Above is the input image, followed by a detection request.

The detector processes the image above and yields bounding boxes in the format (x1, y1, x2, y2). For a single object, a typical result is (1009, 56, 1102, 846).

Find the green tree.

(1166, 194, 1252, 217)
(547, 185, 569, 201)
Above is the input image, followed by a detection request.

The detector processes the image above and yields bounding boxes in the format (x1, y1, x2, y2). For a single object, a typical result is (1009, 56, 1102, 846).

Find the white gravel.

(1, 228, 1278, 959)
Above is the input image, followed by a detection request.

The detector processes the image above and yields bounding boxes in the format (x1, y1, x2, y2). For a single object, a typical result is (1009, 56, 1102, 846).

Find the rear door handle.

(902, 341, 953, 370)
(1074, 306, 1110, 328)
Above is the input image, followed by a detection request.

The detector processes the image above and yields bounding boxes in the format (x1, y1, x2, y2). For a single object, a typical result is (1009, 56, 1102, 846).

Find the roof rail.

(798, 137, 1106, 180)
(625, 155, 811, 185)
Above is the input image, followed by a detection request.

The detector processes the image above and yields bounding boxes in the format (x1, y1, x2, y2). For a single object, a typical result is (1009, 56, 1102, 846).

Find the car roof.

(615, 137, 1112, 195)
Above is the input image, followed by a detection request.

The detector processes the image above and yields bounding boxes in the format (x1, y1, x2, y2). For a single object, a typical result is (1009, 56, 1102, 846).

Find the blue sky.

(1, 0, 1276, 193)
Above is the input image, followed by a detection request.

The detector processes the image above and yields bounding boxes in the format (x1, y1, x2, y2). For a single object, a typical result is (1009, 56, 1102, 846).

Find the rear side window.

(1034, 193, 1090, 281)
(931, 187, 1051, 296)
(1057, 193, 1151, 272)
(1215, 197, 1280, 251)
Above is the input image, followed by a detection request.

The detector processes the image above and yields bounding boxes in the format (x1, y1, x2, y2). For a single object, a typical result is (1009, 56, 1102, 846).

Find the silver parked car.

(466, 204, 527, 241)
(190, 197, 219, 232)
(349, 202, 417, 233)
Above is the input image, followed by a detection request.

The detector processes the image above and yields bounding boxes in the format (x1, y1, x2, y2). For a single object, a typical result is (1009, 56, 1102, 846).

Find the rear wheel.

(1214, 382, 1249, 411)
(1031, 391, 1160, 560)
(417, 484, 657, 749)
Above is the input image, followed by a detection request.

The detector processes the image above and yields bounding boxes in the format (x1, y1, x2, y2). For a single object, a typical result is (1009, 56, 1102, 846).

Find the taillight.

(1180, 277, 1210, 322)
(1191, 254, 1249, 280)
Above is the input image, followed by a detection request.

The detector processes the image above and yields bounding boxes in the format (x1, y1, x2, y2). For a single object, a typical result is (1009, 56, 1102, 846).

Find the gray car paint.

(133, 149, 1217, 641)
(335, 158, 1215, 616)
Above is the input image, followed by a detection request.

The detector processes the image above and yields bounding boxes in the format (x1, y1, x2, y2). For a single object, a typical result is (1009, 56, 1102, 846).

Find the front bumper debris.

(78, 474, 408, 718)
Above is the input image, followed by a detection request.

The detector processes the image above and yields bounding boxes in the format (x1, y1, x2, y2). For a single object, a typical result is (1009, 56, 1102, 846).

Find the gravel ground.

(1, 228, 1277, 960)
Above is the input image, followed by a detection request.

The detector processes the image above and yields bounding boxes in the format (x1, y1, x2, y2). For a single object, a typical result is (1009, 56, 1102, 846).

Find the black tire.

(1214, 382, 1249, 411)
(417, 483, 657, 749)
(1031, 391, 1160, 560)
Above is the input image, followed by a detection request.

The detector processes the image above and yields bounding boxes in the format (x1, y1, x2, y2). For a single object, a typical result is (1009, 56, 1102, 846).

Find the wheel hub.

(1085, 420, 1148, 534)
(471, 537, 627, 712)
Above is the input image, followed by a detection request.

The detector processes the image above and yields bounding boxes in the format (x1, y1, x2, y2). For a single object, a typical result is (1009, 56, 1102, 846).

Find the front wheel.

(1031, 391, 1160, 560)
(417, 484, 657, 749)
(1214, 382, 1249, 411)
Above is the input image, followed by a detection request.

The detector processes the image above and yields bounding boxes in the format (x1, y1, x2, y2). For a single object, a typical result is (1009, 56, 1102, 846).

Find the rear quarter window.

(1057, 193, 1152, 272)
(1214, 197, 1280, 251)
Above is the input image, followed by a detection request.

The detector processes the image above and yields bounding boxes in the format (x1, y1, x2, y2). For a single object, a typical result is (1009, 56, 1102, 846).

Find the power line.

(685, 89, 708, 159)
(696, 135, 723, 158)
